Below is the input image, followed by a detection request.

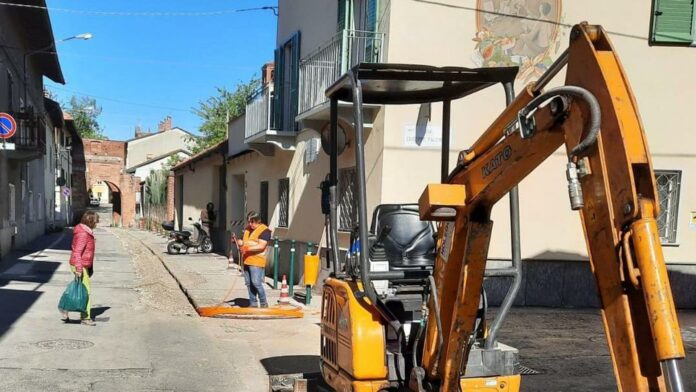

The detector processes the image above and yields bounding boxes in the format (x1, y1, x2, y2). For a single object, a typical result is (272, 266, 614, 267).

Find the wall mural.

(473, 0, 563, 82)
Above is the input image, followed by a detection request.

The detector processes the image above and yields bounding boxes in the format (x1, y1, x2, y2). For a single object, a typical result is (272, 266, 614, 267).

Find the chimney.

(158, 116, 172, 133)
(135, 125, 143, 138)
(262, 62, 275, 86)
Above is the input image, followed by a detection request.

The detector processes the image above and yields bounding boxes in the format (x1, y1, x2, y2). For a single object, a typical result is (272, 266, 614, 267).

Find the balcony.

(0, 113, 46, 161)
(297, 29, 385, 122)
(244, 84, 295, 155)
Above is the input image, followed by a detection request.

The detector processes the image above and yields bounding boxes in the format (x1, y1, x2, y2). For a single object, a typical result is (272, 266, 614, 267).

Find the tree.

(69, 96, 105, 140)
(190, 78, 259, 153)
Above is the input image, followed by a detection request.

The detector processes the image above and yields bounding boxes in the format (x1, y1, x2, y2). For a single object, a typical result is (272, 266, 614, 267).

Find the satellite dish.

(56, 177, 66, 187)
(320, 122, 347, 156)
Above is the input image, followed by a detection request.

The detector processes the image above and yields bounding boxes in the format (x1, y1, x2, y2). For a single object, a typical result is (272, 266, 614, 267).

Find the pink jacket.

(70, 223, 95, 273)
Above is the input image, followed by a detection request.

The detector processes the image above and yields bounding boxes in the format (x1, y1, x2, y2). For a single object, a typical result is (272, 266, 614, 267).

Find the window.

(272, 32, 301, 132)
(650, 0, 695, 46)
(28, 190, 34, 222)
(260, 181, 269, 225)
(338, 167, 358, 231)
(6, 70, 13, 112)
(655, 170, 682, 244)
(8, 184, 15, 222)
(278, 178, 289, 228)
(37, 193, 43, 221)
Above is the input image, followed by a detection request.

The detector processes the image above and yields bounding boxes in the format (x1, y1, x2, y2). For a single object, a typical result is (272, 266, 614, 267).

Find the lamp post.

(23, 33, 93, 109)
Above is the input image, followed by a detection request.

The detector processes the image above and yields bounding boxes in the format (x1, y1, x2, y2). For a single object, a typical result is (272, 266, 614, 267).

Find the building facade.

(191, 0, 696, 305)
(0, 1, 65, 259)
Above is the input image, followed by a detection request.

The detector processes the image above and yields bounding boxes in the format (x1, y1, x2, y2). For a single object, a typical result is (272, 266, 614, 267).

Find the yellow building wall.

(377, 0, 695, 264)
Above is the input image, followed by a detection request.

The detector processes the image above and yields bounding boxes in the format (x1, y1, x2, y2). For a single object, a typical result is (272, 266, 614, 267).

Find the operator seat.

(370, 204, 436, 270)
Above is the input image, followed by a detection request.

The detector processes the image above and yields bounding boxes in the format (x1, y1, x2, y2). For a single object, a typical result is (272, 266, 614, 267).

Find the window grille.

(8, 184, 15, 222)
(278, 178, 289, 228)
(260, 181, 269, 225)
(655, 170, 682, 244)
(338, 167, 358, 231)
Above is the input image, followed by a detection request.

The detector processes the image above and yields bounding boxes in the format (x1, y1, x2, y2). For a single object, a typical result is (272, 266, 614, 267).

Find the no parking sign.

(0, 113, 17, 139)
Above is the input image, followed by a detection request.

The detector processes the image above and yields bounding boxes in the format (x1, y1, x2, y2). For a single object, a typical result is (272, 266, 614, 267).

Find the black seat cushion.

(370, 204, 435, 269)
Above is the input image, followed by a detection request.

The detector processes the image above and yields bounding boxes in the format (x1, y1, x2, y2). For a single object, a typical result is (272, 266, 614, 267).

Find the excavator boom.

(419, 23, 685, 391)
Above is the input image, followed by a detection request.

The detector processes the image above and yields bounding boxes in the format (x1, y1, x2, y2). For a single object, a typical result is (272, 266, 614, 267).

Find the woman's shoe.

(81, 319, 96, 326)
(60, 311, 69, 322)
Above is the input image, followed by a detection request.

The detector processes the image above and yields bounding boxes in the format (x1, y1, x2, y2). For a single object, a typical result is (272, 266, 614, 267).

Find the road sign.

(62, 187, 72, 197)
(0, 113, 17, 139)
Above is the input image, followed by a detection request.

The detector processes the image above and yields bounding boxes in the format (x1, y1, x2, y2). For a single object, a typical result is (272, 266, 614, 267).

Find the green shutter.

(272, 47, 284, 129)
(366, 0, 378, 32)
(337, 0, 348, 31)
(651, 0, 694, 44)
(290, 32, 301, 132)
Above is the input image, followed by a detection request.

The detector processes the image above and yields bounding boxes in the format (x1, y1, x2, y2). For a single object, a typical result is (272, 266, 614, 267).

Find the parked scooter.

(163, 217, 213, 254)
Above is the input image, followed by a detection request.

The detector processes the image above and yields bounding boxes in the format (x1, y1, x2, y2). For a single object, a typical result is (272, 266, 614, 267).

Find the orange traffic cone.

(278, 274, 290, 305)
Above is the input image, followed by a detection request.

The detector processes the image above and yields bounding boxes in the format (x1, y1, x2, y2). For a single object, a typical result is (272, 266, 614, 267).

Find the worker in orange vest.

(236, 211, 272, 308)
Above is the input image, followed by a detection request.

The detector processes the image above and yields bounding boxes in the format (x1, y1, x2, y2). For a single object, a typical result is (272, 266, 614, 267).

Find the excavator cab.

(320, 63, 522, 391)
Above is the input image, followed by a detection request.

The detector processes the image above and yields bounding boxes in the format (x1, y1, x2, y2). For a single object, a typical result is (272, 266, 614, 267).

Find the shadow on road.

(261, 354, 321, 376)
(0, 231, 71, 338)
(225, 297, 251, 307)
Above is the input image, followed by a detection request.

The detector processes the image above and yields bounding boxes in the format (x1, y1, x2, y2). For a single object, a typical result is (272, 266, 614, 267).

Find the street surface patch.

(32, 339, 94, 350)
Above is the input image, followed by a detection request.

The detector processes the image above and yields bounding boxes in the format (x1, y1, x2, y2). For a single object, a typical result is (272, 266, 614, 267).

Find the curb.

(122, 229, 201, 313)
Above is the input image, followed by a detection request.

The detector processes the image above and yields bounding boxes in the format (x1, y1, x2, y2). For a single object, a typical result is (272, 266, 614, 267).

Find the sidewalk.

(126, 228, 322, 315)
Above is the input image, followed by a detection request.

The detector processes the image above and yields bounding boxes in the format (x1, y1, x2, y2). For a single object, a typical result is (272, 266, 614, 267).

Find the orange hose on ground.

(197, 305, 304, 319)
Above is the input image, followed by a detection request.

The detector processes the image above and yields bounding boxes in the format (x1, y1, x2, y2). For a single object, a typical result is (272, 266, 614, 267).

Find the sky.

(44, 0, 278, 141)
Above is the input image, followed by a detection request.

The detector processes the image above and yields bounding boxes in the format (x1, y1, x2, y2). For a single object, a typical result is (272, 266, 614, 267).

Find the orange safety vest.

(242, 224, 270, 267)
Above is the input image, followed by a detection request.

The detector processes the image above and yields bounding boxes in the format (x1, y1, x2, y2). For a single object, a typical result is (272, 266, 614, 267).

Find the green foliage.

(166, 154, 182, 169)
(145, 168, 168, 206)
(190, 78, 259, 153)
(69, 96, 105, 140)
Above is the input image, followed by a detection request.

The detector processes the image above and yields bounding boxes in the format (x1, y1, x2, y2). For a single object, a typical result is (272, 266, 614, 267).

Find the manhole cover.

(33, 339, 94, 350)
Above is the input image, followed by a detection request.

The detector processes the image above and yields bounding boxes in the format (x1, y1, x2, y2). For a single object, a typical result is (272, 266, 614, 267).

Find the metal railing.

(244, 84, 274, 140)
(298, 29, 385, 115)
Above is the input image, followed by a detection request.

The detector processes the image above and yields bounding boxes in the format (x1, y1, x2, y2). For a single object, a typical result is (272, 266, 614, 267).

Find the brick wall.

(82, 138, 138, 227)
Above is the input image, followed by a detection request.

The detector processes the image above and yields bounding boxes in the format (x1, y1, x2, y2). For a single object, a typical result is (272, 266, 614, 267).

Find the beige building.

(125, 117, 194, 170)
(221, 0, 696, 305)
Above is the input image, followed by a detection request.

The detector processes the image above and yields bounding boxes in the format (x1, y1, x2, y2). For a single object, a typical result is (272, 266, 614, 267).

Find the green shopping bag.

(58, 277, 89, 313)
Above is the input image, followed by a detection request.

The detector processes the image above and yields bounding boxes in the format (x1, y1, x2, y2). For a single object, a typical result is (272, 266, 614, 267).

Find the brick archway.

(82, 139, 140, 227)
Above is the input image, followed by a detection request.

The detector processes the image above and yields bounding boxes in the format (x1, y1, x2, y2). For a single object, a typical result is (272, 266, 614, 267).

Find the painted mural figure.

(473, 0, 562, 81)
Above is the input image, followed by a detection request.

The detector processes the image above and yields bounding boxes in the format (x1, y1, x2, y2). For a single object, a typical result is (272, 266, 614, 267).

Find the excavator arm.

(419, 23, 685, 391)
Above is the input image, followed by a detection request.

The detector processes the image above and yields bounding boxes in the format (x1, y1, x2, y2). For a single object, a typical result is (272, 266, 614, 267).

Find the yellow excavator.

(318, 23, 685, 391)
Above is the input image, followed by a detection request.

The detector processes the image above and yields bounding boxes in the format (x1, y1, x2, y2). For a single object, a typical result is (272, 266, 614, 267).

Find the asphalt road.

(0, 227, 268, 391)
(0, 227, 694, 391)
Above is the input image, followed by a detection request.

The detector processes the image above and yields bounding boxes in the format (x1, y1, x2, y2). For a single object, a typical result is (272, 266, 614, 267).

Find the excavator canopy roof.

(325, 63, 519, 105)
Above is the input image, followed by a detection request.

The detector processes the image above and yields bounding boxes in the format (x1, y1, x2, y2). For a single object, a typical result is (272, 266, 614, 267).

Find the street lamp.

(23, 33, 93, 108)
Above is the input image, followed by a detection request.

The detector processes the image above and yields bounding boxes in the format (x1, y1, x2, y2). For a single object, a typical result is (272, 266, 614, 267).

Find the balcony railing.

(298, 29, 385, 115)
(245, 84, 275, 140)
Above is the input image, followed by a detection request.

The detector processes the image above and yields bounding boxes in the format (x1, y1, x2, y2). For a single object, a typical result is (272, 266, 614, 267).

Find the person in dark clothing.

(200, 202, 216, 236)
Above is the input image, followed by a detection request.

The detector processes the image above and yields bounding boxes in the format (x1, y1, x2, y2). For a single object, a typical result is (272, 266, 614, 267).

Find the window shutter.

(272, 47, 284, 129)
(651, 0, 695, 44)
(366, 0, 378, 32)
(337, 0, 348, 31)
(290, 32, 301, 132)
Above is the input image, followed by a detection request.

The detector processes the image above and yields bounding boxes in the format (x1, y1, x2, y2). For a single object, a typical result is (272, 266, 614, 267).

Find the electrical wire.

(46, 84, 192, 113)
(0, 2, 278, 17)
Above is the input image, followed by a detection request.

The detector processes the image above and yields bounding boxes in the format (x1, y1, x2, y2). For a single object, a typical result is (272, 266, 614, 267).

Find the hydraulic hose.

(427, 275, 444, 368)
(519, 86, 601, 160)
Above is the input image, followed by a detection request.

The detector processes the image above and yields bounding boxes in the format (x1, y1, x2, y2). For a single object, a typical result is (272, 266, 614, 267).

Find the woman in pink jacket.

(63, 211, 99, 325)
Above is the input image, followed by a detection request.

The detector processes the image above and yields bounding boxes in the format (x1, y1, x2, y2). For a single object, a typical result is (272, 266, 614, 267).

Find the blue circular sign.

(0, 113, 17, 139)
